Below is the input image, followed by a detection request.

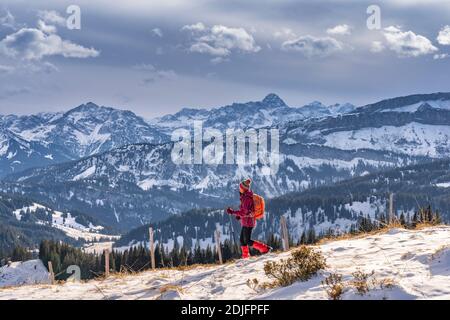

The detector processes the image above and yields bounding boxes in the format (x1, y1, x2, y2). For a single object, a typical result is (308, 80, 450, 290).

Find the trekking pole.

(227, 209, 237, 245)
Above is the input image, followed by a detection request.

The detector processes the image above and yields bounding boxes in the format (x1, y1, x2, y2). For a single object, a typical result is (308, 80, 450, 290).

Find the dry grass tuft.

(159, 284, 184, 294)
(430, 245, 449, 261)
(322, 272, 345, 300)
(350, 269, 376, 295)
(321, 269, 398, 299)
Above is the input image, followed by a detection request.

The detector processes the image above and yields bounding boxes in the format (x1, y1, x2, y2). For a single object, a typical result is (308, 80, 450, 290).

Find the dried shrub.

(350, 269, 375, 295)
(378, 278, 396, 290)
(246, 278, 262, 293)
(263, 246, 327, 287)
(322, 272, 345, 300)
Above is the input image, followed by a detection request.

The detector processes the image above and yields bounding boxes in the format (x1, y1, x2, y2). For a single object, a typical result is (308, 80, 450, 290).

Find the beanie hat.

(239, 178, 252, 191)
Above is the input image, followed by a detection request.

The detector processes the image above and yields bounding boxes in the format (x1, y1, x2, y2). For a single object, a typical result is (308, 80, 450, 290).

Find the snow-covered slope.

(0, 260, 50, 288)
(1, 226, 449, 299)
(13, 203, 115, 241)
(315, 122, 450, 157)
(0, 128, 67, 177)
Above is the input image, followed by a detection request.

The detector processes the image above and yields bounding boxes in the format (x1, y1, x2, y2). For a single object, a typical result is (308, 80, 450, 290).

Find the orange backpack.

(252, 194, 265, 220)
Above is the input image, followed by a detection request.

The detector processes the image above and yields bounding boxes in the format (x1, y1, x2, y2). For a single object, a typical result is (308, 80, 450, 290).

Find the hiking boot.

(252, 241, 270, 254)
(241, 245, 250, 259)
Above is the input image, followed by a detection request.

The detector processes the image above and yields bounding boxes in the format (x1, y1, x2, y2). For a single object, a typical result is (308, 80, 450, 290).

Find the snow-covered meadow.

(12, 203, 118, 242)
(1, 226, 449, 300)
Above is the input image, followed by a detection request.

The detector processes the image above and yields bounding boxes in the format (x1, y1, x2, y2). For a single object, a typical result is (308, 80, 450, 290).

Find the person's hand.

(226, 207, 233, 214)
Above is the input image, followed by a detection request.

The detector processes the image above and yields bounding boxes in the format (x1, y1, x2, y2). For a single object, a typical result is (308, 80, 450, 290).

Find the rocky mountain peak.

(262, 93, 288, 108)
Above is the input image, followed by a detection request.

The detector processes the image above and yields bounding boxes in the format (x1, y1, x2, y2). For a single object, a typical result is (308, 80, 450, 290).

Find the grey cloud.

(433, 53, 449, 60)
(370, 41, 385, 53)
(0, 27, 100, 60)
(181, 22, 206, 32)
(133, 64, 178, 84)
(0, 64, 14, 74)
(182, 23, 261, 60)
(437, 25, 450, 45)
(189, 42, 229, 56)
(0, 10, 23, 30)
(37, 10, 66, 27)
(326, 24, 352, 36)
(151, 28, 163, 38)
(37, 19, 57, 34)
(383, 26, 438, 57)
(281, 35, 343, 58)
(0, 60, 58, 76)
(0, 86, 30, 99)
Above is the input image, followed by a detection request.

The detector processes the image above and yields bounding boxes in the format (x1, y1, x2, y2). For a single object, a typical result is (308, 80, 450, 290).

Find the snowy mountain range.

(149, 93, 355, 133)
(0, 103, 167, 177)
(1, 92, 450, 232)
(0, 95, 354, 178)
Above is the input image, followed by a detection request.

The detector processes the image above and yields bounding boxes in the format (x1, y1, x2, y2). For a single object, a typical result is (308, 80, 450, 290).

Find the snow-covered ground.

(0, 260, 50, 288)
(1, 226, 449, 300)
(83, 241, 115, 254)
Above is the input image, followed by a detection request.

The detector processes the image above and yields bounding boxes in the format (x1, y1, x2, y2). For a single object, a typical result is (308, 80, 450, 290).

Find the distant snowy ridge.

(149, 93, 355, 133)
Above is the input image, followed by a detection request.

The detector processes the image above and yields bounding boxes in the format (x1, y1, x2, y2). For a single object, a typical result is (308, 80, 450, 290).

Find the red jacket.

(230, 190, 255, 228)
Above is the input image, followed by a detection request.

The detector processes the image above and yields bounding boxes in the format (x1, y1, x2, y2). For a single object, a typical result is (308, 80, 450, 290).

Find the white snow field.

(0, 260, 50, 288)
(1, 226, 449, 300)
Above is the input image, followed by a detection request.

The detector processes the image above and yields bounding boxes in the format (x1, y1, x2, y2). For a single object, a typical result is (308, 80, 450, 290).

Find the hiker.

(227, 178, 271, 259)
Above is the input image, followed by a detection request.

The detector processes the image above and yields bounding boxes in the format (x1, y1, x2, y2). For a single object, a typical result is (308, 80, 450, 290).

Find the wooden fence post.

(215, 229, 223, 264)
(389, 193, 394, 223)
(48, 261, 55, 285)
(280, 216, 290, 251)
(149, 227, 156, 270)
(104, 249, 110, 277)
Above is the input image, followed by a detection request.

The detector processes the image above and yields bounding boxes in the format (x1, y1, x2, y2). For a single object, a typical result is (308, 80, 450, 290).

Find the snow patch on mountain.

(381, 100, 450, 113)
(11, 202, 114, 241)
(281, 197, 387, 238)
(318, 123, 450, 157)
(13, 203, 47, 220)
(73, 165, 96, 181)
(435, 182, 450, 188)
(286, 155, 394, 173)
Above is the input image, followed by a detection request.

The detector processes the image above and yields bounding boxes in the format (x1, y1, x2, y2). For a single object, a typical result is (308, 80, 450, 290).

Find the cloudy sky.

(0, 0, 450, 118)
